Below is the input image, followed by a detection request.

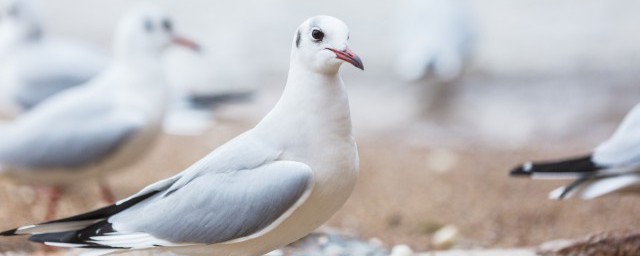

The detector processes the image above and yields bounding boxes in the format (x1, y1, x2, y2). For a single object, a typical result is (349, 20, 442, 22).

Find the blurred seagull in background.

(511, 103, 640, 200)
(0, 0, 108, 115)
(0, 4, 199, 220)
(1, 15, 362, 256)
(394, 0, 474, 83)
(162, 48, 256, 136)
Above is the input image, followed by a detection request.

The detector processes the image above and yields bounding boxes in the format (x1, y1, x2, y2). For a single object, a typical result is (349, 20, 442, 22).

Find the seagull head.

(292, 15, 363, 74)
(113, 4, 200, 60)
(0, 0, 43, 42)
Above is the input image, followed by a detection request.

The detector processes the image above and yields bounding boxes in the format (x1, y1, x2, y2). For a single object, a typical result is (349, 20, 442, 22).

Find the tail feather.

(581, 175, 640, 199)
(548, 177, 590, 200)
(1, 190, 159, 239)
(510, 155, 603, 179)
(0, 228, 18, 236)
(548, 174, 640, 200)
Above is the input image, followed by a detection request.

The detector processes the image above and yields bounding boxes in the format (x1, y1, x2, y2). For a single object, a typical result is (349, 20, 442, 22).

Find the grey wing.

(108, 160, 313, 245)
(0, 113, 142, 169)
(15, 74, 95, 109)
(593, 103, 640, 168)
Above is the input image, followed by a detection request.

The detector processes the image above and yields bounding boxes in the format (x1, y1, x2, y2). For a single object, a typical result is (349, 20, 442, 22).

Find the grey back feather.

(15, 73, 95, 109)
(0, 112, 141, 169)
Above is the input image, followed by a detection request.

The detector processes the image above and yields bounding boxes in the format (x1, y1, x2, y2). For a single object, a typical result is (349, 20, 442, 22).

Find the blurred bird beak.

(172, 35, 201, 52)
(327, 47, 364, 70)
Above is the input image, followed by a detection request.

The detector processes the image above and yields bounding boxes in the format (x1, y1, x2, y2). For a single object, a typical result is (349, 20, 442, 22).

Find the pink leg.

(44, 186, 62, 221)
(99, 180, 115, 204)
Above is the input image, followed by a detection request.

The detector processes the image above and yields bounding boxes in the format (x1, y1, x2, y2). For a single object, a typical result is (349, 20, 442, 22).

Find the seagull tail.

(510, 154, 601, 179)
(1, 190, 158, 240)
(548, 177, 590, 200)
(0, 228, 19, 236)
(548, 174, 640, 200)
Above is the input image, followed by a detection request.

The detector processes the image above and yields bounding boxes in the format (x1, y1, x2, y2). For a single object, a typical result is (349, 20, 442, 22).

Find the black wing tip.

(29, 222, 126, 249)
(509, 162, 534, 177)
(0, 228, 18, 236)
(508, 155, 599, 176)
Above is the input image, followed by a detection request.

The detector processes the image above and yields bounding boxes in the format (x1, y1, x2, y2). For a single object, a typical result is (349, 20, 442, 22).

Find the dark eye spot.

(162, 19, 173, 32)
(311, 28, 324, 42)
(144, 19, 154, 32)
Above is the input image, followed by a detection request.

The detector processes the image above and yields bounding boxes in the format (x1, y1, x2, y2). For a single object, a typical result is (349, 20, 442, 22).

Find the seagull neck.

(258, 64, 353, 141)
(110, 56, 167, 116)
(114, 49, 163, 65)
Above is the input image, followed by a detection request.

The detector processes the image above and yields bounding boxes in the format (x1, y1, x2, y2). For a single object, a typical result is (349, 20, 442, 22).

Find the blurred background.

(2, 0, 640, 253)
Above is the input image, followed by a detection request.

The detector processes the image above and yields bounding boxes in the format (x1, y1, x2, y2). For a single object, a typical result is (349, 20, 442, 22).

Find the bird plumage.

(510, 103, 640, 199)
(2, 15, 362, 256)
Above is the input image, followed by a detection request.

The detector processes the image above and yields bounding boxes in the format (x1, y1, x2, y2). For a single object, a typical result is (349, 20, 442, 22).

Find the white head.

(0, 0, 43, 42)
(113, 4, 199, 61)
(291, 15, 363, 74)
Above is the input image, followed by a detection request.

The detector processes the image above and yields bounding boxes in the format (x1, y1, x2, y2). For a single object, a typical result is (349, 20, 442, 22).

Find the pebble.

(390, 244, 414, 256)
(432, 225, 460, 250)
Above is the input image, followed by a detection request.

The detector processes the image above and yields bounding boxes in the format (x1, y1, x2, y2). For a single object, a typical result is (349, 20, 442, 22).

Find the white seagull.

(1, 15, 363, 256)
(511, 103, 640, 200)
(0, 0, 109, 115)
(394, 0, 474, 83)
(0, 4, 199, 220)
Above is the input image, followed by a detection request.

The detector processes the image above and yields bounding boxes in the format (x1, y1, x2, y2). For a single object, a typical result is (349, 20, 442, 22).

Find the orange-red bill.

(173, 36, 201, 52)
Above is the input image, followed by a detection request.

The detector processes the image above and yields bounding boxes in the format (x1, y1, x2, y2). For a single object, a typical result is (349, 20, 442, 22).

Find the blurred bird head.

(0, 0, 43, 42)
(113, 3, 200, 61)
(292, 15, 363, 74)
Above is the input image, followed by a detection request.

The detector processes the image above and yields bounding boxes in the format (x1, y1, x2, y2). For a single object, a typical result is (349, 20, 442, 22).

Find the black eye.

(162, 19, 173, 32)
(144, 19, 154, 32)
(311, 29, 324, 42)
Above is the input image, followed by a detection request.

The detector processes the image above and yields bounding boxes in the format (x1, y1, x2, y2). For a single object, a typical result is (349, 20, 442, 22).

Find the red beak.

(327, 47, 364, 70)
(172, 35, 201, 52)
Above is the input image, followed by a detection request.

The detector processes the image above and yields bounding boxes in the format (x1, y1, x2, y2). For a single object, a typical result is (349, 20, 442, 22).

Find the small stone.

(390, 244, 414, 256)
(432, 225, 460, 250)
(317, 235, 330, 246)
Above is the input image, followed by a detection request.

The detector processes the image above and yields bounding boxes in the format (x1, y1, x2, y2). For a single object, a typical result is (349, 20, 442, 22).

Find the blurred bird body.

(0, 62, 166, 186)
(0, 4, 199, 220)
(395, 0, 473, 82)
(511, 103, 640, 199)
(0, 0, 108, 114)
(1, 15, 362, 256)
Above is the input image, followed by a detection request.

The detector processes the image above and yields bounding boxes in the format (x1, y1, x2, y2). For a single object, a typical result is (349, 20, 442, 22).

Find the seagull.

(0, 4, 199, 220)
(0, 0, 108, 115)
(510, 103, 640, 200)
(0, 15, 363, 256)
(394, 0, 474, 83)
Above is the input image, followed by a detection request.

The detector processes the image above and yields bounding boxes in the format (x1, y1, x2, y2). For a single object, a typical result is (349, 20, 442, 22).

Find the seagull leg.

(44, 186, 62, 221)
(99, 180, 116, 204)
